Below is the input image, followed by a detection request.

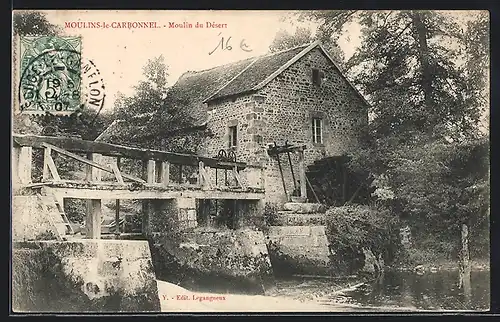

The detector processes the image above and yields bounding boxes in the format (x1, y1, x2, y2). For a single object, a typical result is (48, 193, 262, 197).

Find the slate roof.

(96, 41, 369, 143)
(165, 43, 312, 124)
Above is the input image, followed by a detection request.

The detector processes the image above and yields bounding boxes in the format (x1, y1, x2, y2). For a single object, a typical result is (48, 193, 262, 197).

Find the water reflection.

(329, 270, 490, 311)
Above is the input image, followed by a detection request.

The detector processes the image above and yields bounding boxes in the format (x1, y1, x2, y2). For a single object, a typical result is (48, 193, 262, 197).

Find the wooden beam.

(275, 150, 288, 202)
(43, 147, 61, 182)
(232, 166, 246, 189)
(42, 142, 145, 183)
(14, 134, 258, 170)
(267, 144, 307, 156)
(108, 162, 124, 185)
(298, 150, 307, 199)
(85, 199, 102, 239)
(44, 186, 265, 200)
(305, 175, 320, 204)
(287, 151, 297, 191)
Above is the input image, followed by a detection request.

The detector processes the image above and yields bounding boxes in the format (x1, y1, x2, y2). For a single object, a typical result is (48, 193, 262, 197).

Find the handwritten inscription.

(209, 33, 253, 55)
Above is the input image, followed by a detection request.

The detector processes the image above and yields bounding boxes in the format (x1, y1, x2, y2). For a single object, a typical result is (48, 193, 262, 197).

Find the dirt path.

(156, 280, 426, 312)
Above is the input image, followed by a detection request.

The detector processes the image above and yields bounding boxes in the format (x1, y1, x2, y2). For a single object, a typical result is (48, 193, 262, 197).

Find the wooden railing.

(12, 134, 265, 192)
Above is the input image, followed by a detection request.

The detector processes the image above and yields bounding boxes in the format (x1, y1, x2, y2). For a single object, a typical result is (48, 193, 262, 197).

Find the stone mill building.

(167, 40, 370, 206)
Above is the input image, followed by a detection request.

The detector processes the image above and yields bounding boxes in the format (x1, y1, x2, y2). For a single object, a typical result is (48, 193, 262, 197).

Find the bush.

(326, 204, 400, 265)
(263, 202, 279, 227)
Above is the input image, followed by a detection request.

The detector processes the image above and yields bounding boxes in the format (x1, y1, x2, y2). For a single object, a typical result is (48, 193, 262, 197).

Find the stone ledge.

(283, 203, 326, 214)
(274, 212, 325, 226)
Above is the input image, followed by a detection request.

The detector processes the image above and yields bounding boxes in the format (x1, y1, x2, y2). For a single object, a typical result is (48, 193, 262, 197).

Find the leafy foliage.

(269, 26, 345, 69)
(325, 204, 400, 266)
(292, 10, 490, 262)
(106, 55, 212, 153)
(13, 11, 61, 36)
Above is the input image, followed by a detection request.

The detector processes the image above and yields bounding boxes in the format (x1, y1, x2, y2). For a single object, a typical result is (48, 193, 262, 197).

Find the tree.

(108, 55, 211, 153)
(269, 26, 345, 69)
(13, 11, 61, 36)
(297, 10, 490, 262)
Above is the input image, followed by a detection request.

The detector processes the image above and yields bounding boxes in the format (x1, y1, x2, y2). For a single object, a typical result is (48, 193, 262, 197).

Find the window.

(312, 68, 324, 86)
(312, 118, 323, 144)
(228, 125, 237, 148)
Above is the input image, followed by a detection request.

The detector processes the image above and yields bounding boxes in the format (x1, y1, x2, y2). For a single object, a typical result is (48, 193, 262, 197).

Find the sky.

(38, 10, 361, 112)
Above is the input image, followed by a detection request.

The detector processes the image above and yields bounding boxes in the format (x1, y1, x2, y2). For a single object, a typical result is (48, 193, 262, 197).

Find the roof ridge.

(178, 41, 314, 79)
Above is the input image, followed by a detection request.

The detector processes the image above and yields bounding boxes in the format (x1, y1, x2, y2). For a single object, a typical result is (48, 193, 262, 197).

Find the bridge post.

(13, 146, 32, 186)
(85, 199, 102, 239)
(142, 201, 152, 236)
(86, 153, 102, 182)
(160, 161, 170, 186)
(146, 160, 156, 184)
(85, 153, 102, 239)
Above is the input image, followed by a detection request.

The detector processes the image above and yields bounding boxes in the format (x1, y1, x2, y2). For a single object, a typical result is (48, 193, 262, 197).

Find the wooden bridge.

(12, 134, 265, 239)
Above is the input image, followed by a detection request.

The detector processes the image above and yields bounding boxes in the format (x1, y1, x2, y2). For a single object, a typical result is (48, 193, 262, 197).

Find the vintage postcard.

(11, 10, 490, 313)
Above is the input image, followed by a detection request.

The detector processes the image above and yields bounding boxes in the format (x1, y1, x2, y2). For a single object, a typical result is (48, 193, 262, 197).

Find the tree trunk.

(460, 223, 472, 306)
(411, 12, 434, 113)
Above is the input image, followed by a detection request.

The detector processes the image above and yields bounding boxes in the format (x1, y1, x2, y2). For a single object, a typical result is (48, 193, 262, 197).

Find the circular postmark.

(18, 35, 105, 115)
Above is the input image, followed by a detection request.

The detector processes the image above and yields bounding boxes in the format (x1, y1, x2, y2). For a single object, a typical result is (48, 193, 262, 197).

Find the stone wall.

(267, 226, 331, 276)
(265, 202, 331, 276)
(205, 47, 369, 205)
(12, 240, 160, 312)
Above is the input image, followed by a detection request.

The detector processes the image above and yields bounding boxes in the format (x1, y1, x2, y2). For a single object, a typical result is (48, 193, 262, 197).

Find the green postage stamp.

(18, 36, 82, 115)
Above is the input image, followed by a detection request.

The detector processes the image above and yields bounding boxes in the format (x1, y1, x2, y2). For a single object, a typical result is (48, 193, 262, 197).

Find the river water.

(273, 269, 490, 311)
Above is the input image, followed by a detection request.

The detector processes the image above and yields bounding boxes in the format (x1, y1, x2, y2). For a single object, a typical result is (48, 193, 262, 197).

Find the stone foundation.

(265, 202, 331, 276)
(266, 225, 331, 276)
(12, 196, 61, 241)
(149, 228, 274, 295)
(12, 240, 160, 312)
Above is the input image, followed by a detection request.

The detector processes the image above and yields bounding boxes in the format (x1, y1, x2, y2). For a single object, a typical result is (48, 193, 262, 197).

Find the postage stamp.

(18, 36, 83, 115)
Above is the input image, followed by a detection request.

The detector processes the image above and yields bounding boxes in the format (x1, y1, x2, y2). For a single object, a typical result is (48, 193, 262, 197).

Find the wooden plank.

(161, 161, 170, 186)
(232, 167, 246, 189)
(305, 175, 320, 204)
(14, 134, 256, 170)
(85, 199, 102, 239)
(198, 161, 213, 190)
(45, 186, 265, 200)
(43, 147, 61, 181)
(42, 142, 145, 183)
(146, 159, 156, 184)
(108, 162, 125, 185)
